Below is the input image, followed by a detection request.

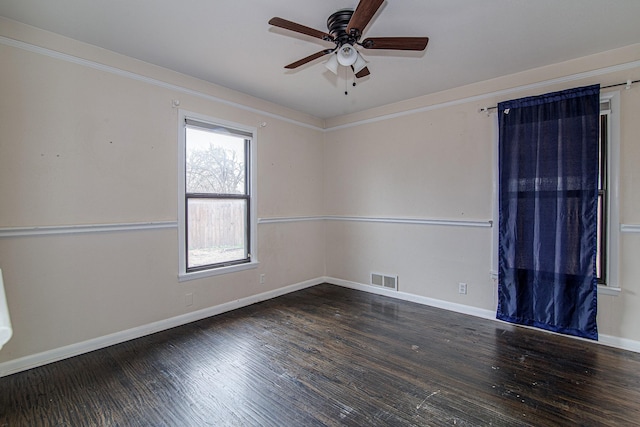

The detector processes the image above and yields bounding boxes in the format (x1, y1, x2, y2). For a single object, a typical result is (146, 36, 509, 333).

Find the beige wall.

(324, 103, 495, 308)
(324, 43, 640, 344)
(1, 17, 640, 369)
(0, 20, 326, 364)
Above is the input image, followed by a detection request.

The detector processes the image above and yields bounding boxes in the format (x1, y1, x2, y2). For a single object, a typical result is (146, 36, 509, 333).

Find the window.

(492, 91, 620, 293)
(596, 109, 608, 284)
(597, 93, 620, 291)
(178, 111, 257, 280)
(495, 85, 600, 339)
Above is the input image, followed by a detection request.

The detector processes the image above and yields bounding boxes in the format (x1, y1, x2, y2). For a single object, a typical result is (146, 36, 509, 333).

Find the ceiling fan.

(269, 0, 429, 79)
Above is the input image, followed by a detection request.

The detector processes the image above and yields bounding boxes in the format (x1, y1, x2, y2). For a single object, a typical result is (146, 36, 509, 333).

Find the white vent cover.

(371, 273, 384, 287)
(383, 275, 397, 289)
(370, 273, 398, 290)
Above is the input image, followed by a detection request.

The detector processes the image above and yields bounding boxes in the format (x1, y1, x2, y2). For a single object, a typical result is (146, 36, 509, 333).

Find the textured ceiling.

(1, 0, 640, 119)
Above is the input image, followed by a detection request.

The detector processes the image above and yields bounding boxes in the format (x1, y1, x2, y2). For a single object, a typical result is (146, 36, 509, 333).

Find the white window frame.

(599, 91, 621, 294)
(177, 109, 258, 282)
(491, 91, 620, 296)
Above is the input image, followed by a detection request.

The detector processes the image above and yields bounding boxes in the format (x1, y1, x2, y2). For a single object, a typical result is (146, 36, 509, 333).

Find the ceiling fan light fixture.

(337, 44, 358, 66)
(269, 0, 429, 79)
(353, 52, 368, 74)
(325, 53, 339, 74)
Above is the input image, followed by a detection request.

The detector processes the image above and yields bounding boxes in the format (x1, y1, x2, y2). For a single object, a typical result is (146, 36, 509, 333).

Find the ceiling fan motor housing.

(327, 9, 360, 46)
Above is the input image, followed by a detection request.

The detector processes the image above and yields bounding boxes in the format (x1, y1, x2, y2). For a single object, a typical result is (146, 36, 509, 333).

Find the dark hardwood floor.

(1, 284, 640, 426)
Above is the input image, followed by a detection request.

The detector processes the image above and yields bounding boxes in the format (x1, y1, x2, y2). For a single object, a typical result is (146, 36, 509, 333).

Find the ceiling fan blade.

(269, 17, 333, 41)
(354, 66, 371, 78)
(361, 37, 429, 51)
(284, 50, 332, 69)
(346, 0, 384, 33)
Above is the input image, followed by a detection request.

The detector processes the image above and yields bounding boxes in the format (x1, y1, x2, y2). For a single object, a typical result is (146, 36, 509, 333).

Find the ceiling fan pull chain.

(344, 67, 349, 95)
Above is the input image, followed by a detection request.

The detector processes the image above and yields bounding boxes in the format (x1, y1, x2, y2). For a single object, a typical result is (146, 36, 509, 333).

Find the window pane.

(598, 115, 607, 190)
(596, 113, 607, 284)
(186, 127, 246, 194)
(187, 198, 248, 269)
(596, 192, 603, 281)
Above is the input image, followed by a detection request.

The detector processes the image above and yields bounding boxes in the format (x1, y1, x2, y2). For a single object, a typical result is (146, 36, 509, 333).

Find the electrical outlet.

(260, 274, 266, 284)
(458, 283, 467, 295)
(185, 293, 193, 307)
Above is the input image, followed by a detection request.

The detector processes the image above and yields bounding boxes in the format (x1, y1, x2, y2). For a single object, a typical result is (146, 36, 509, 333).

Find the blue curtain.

(497, 84, 600, 340)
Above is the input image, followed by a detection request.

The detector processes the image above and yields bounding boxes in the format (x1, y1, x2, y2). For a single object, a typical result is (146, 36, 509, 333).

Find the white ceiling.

(1, 0, 640, 120)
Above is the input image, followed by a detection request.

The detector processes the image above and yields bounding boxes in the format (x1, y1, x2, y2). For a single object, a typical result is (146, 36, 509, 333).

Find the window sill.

(598, 285, 621, 296)
(179, 261, 259, 282)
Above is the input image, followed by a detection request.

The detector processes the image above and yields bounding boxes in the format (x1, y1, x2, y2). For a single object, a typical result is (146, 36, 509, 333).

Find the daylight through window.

(597, 105, 610, 285)
(181, 116, 254, 274)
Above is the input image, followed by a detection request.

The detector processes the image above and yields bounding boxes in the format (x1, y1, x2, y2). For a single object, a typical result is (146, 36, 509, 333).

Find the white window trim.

(177, 109, 258, 282)
(491, 91, 621, 296)
(600, 91, 621, 294)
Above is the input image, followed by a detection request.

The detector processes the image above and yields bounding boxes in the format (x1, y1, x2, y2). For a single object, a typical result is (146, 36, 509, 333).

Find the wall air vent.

(372, 273, 384, 287)
(370, 273, 398, 291)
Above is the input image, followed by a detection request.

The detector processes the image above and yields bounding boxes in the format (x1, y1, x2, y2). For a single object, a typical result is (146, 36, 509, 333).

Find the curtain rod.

(478, 79, 639, 113)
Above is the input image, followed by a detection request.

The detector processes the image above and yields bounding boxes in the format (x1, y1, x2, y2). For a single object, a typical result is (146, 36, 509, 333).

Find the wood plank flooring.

(2, 283, 640, 426)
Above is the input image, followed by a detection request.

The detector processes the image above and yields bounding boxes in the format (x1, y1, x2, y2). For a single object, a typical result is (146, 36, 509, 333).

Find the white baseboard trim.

(0, 277, 323, 377)
(3, 275, 638, 377)
(323, 276, 640, 354)
(598, 334, 640, 353)
(324, 277, 496, 320)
